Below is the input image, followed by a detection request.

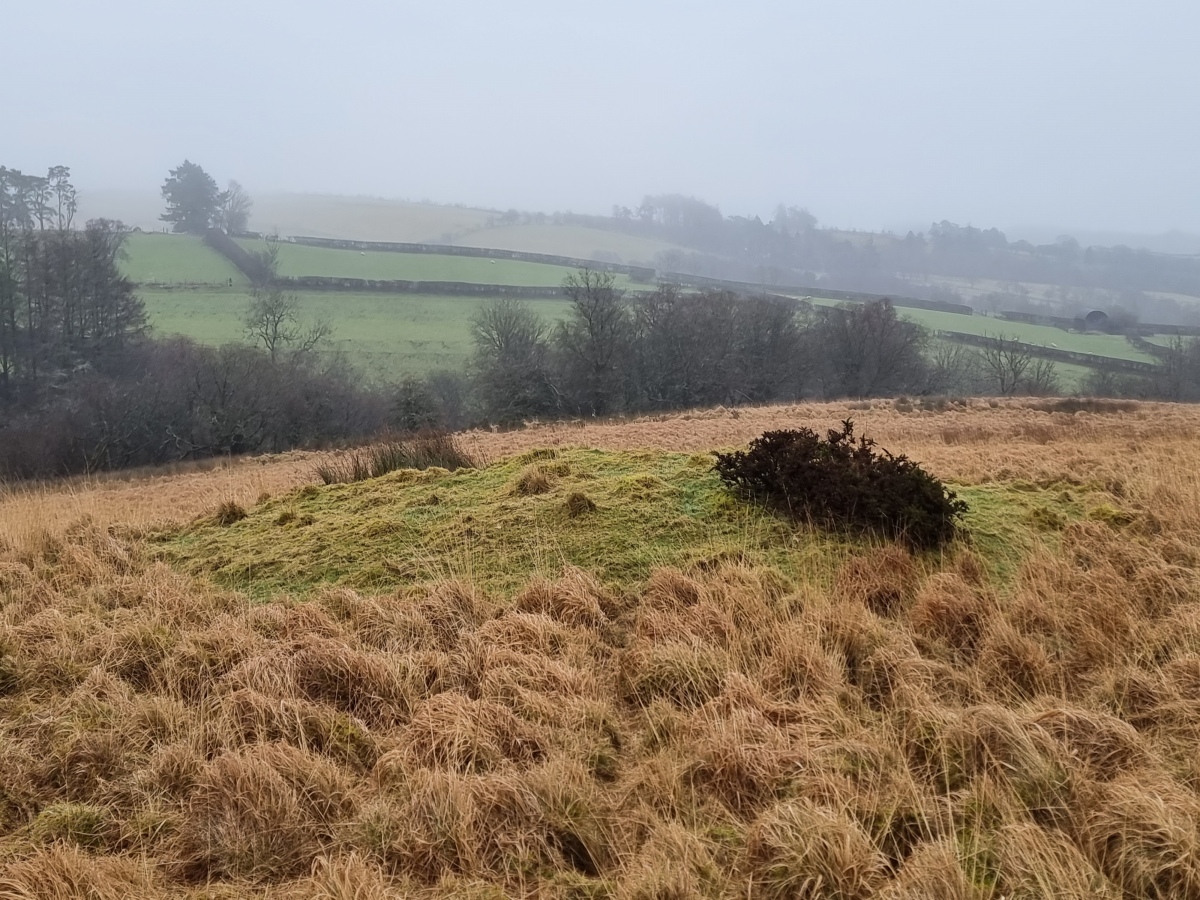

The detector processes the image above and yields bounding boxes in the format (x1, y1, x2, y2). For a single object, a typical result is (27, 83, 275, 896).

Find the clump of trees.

(1, 166, 144, 408)
(559, 196, 1200, 326)
(0, 164, 382, 479)
(465, 275, 963, 426)
(161, 161, 252, 235)
(1086, 336, 1200, 403)
(459, 275, 1200, 426)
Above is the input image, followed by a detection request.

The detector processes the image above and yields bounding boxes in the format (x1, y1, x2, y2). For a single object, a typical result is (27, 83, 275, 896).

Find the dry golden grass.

(1, 398, 1199, 897)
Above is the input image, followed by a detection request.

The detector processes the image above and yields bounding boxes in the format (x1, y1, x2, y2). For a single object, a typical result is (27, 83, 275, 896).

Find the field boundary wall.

(999, 308, 1200, 337)
(274, 276, 568, 298)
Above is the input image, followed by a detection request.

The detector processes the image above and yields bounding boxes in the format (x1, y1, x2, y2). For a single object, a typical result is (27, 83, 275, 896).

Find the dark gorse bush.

(714, 421, 967, 549)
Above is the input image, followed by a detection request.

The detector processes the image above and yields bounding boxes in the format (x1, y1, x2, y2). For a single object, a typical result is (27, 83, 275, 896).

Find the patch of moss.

(953, 482, 1088, 579)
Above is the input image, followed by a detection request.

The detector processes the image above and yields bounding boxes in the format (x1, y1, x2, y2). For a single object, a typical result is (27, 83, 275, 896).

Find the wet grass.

(139, 288, 572, 377)
(121, 233, 247, 285)
(4, 403, 1195, 899)
(236, 237, 637, 288)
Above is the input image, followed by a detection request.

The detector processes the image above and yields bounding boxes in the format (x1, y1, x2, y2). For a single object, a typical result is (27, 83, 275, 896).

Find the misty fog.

(8, 0, 1200, 237)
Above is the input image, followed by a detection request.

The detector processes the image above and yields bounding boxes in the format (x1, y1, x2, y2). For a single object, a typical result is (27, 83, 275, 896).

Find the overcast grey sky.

(8, 0, 1198, 234)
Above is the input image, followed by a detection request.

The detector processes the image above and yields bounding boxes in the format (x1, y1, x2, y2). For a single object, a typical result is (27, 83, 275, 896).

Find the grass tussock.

(214, 499, 248, 526)
(512, 464, 555, 496)
(315, 432, 478, 485)
(1, 400, 1199, 897)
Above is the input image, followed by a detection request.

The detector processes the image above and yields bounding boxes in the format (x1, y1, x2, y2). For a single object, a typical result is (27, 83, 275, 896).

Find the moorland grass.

(1, 400, 1199, 898)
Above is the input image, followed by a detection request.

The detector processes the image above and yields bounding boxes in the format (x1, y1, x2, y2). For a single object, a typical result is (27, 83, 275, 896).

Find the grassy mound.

(160, 448, 1084, 598)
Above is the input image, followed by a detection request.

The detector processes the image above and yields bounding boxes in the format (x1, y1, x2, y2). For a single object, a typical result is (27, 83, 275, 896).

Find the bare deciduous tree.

(556, 269, 631, 416)
(244, 289, 331, 363)
(1023, 356, 1060, 396)
(471, 297, 555, 425)
(246, 232, 281, 289)
(979, 333, 1033, 396)
(924, 341, 983, 395)
(218, 180, 252, 235)
(1150, 336, 1200, 402)
(813, 299, 928, 398)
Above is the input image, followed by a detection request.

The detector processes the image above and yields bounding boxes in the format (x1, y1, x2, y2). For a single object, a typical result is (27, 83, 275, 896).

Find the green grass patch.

(159, 449, 1088, 600)
(237, 238, 634, 288)
(455, 224, 683, 264)
(897, 308, 1157, 363)
(1143, 333, 1196, 349)
(140, 288, 572, 378)
(953, 481, 1090, 580)
(789, 297, 1148, 372)
(121, 233, 247, 285)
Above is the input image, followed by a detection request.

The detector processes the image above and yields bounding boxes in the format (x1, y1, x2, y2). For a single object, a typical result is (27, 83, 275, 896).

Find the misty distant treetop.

(219, 181, 253, 235)
(0, 165, 77, 232)
(160, 161, 224, 235)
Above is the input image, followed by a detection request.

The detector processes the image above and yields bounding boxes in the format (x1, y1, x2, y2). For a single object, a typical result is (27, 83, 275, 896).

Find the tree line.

(393, 277, 1200, 439)
(438, 273, 1200, 427)
(459, 271, 1040, 427)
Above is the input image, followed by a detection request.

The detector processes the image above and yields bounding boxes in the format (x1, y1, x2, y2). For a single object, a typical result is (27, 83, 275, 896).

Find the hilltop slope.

(1, 400, 1198, 897)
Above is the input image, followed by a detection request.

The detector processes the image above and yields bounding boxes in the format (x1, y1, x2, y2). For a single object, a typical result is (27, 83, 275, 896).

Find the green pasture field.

(798, 294, 1157, 364)
(122, 230, 1156, 385)
(899, 308, 1158, 363)
(236, 238, 633, 288)
(1143, 333, 1200, 349)
(121, 233, 247, 285)
(251, 193, 494, 243)
(140, 288, 571, 379)
(1039, 360, 1092, 391)
(139, 287, 1100, 393)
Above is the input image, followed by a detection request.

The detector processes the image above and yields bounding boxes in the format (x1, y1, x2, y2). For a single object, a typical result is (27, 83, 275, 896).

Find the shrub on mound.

(714, 421, 966, 550)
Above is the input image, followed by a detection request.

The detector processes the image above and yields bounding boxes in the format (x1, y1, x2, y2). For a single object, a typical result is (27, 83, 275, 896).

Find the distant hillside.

(76, 190, 495, 243)
(1007, 225, 1200, 256)
(453, 224, 684, 265)
(78, 190, 683, 266)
